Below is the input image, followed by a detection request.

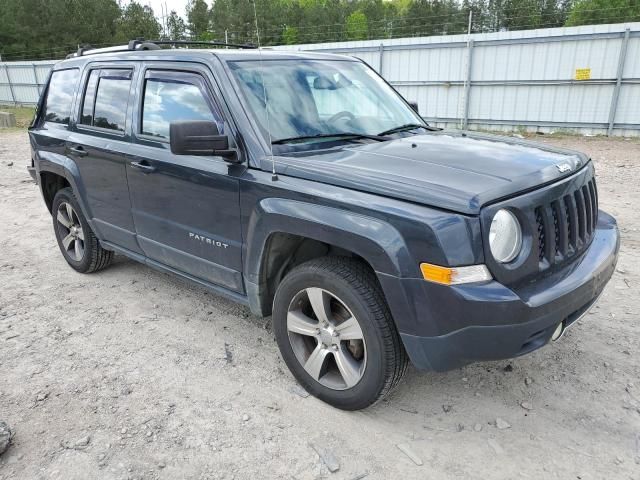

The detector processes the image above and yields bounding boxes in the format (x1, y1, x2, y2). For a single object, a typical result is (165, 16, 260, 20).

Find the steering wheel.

(327, 110, 356, 125)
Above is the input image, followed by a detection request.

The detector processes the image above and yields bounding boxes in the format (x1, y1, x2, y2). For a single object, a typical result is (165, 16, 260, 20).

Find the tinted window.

(43, 69, 80, 125)
(80, 70, 100, 125)
(84, 70, 132, 132)
(142, 75, 220, 139)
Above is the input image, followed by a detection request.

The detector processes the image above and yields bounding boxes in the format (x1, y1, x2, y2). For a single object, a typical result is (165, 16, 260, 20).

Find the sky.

(140, 0, 193, 19)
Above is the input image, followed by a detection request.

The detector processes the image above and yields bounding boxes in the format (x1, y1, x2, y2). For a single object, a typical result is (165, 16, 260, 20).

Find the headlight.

(489, 209, 522, 263)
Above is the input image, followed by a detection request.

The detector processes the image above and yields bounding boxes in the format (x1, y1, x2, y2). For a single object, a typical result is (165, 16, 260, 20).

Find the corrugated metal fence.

(0, 61, 53, 105)
(1, 22, 639, 136)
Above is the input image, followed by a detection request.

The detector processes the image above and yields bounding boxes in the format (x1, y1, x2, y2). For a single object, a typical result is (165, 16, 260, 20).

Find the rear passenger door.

(68, 65, 143, 254)
(126, 65, 244, 293)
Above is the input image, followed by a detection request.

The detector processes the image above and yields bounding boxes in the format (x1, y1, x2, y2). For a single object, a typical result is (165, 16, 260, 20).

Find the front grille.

(534, 176, 598, 268)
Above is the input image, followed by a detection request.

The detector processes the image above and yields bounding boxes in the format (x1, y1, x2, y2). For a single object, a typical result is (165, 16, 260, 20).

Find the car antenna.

(252, 0, 277, 181)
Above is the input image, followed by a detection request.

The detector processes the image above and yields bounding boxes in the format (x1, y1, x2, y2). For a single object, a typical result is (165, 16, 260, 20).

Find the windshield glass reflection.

(228, 59, 423, 148)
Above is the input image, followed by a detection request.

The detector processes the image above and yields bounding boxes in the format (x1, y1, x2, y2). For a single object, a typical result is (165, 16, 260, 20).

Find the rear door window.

(43, 69, 80, 125)
(141, 71, 223, 140)
(80, 70, 100, 125)
(80, 69, 132, 132)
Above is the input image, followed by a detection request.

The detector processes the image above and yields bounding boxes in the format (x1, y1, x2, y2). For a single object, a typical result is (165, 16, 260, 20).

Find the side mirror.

(408, 101, 420, 114)
(169, 120, 239, 163)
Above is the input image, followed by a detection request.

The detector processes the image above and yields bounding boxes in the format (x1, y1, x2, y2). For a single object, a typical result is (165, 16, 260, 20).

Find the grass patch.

(0, 105, 36, 129)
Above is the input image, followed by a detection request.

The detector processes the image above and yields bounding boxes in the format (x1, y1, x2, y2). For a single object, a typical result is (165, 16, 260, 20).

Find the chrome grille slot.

(551, 201, 566, 256)
(588, 179, 598, 228)
(564, 195, 578, 250)
(535, 207, 545, 261)
(574, 189, 586, 243)
(582, 185, 592, 235)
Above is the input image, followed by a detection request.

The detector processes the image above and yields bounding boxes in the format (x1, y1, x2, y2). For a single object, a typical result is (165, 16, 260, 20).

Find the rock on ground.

(0, 421, 13, 455)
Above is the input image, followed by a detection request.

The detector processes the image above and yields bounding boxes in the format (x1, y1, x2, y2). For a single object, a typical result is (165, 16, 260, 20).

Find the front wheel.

(273, 257, 408, 410)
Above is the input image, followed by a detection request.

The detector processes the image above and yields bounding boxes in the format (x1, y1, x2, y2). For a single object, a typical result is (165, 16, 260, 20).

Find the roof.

(55, 47, 356, 69)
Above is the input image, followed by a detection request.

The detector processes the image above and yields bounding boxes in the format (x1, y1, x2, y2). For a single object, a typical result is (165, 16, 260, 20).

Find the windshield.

(228, 59, 424, 147)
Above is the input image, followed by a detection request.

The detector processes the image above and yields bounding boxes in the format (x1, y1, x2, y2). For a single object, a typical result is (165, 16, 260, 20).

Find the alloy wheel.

(286, 287, 367, 390)
(56, 202, 85, 262)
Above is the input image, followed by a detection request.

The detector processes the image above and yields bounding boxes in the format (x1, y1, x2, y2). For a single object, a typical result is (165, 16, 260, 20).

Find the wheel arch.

(40, 170, 70, 213)
(37, 157, 94, 224)
(244, 198, 412, 317)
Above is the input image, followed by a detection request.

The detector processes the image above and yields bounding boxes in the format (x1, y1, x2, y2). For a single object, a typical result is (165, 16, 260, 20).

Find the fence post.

(4, 64, 17, 106)
(607, 28, 630, 136)
(32, 63, 41, 95)
(462, 39, 474, 129)
(378, 43, 384, 74)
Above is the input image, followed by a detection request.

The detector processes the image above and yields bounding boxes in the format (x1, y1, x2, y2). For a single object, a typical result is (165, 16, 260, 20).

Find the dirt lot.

(0, 130, 639, 480)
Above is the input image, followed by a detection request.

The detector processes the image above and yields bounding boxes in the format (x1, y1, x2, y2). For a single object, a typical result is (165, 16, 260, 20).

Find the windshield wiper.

(272, 132, 388, 145)
(377, 123, 440, 136)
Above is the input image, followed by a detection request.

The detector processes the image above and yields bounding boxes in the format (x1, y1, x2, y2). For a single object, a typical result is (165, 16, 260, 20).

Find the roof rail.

(66, 38, 256, 58)
(139, 39, 257, 49)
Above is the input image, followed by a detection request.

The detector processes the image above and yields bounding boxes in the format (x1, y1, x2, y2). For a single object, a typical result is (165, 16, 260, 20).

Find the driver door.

(126, 65, 244, 293)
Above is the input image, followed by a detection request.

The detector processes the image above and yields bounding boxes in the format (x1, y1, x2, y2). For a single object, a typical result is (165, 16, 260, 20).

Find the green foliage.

(0, 0, 638, 60)
(0, 0, 121, 60)
(346, 11, 369, 40)
(115, 1, 161, 42)
(282, 26, 300, 44)
(186, 0, 210, 39)
(566, 0, 640, 26)
(166, 10, 187, 40)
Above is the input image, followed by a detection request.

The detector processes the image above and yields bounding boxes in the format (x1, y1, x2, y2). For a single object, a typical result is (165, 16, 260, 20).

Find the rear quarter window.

(42, 69, 80, 125)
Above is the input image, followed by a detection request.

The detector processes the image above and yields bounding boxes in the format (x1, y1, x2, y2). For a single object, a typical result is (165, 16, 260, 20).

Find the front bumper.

(380, 211, 619, 372)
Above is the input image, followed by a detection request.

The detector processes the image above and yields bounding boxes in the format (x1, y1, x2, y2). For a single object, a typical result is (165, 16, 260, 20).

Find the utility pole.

(459, 10, 473, 130)
(160, 3, 166, 38)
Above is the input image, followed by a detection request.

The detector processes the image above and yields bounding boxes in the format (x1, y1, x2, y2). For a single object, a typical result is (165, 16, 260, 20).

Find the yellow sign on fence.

(575, 68, 591, 80)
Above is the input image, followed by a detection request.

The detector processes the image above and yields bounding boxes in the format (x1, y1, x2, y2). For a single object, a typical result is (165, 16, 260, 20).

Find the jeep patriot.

(27, 40, 619, 410)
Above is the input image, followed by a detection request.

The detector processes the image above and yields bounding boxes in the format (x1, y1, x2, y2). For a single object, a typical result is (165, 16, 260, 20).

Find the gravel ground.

(0, 130, 639, 480)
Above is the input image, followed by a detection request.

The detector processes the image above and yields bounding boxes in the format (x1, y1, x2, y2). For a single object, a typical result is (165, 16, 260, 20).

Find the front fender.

(244, 197, 412, 315)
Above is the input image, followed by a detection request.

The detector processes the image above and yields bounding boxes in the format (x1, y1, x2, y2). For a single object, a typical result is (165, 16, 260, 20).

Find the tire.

(273, 257, 408, 410)
(51, 187, 113, 273)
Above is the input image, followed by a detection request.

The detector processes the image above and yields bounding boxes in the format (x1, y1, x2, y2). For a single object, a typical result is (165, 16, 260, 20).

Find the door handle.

(130, 161, 156, 174)
(67, 145, 88, 157)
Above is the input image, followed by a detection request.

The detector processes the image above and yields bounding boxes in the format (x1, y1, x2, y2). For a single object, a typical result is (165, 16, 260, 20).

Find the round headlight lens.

(489, 209, 522, 263)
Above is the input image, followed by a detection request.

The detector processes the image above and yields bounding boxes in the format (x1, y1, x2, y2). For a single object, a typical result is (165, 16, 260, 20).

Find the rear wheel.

(52, 188, 113, 273)
(273, 257, 408, 410)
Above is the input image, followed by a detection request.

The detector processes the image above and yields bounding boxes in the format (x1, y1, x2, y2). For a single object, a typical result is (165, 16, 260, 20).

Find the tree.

(187, 0, 210, 39)
(0, 0, 121, 60)
(400, 0, 464, 37)
(166, 10, 187, 39)
(282, 25, 299, 44)
(502, 0, 543, 30)
(2, 0, 635, 61)
(565, 0, 640, 26)
(115, 1, 161, 42)
(346, 11, 369, 40)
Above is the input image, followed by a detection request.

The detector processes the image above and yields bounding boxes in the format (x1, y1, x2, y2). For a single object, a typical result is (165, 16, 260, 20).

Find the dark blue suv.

(28, 41, 619, 410)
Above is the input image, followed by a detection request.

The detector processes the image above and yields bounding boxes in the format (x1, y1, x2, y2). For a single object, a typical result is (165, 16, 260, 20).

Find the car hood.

(267, 131, 589, 215)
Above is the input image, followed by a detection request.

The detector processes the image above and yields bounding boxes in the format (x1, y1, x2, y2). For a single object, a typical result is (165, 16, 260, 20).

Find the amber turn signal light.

(420, 263, 492, 285)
